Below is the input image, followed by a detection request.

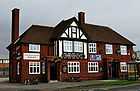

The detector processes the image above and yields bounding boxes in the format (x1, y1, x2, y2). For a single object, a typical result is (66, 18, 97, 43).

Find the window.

(74, 41, 83, 52)
(88, 62, 99, 73)
(68, 62, 80, 73)
(63, 40, 72, 52)
(63, 40, 83, 53)
(120, 62, 127, 72)
(105, 44, 113, 54)
(89, 43, 96, 53)
(29, 44, 40, 52)
(42, 62, 45, 74)
(29, 62, 40, 74)
(120, 45, 127, 55)
(17, 62, 20, 75)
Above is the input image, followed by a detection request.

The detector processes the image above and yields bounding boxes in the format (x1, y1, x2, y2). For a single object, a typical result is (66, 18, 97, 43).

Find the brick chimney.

(78, 12, 85, 24)
(11, 8, 19, 43)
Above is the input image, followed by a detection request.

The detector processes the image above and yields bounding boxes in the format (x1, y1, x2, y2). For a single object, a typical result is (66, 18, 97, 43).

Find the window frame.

(88, 43, 97, 53)
(105, 44, 113, 54)
(120, 45, 127, 55)
(29, 62, 40, 74)
(74, 41, 83, 52)
(29, 44, 40, 52)
(120, 62, 127, 72)
(67, 61, 80, 73)
(63, 40, 73, 52)
(88, 62, 99, 73)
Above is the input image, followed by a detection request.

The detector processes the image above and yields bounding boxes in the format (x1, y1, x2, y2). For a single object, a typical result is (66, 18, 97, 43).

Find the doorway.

(107, 62, 119, 79)
(50, 62, 57, 80)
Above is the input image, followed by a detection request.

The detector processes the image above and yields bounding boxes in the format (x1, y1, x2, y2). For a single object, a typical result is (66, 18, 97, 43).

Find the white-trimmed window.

(68, 62, 80, 73)
(88, 43, 96, 53)
(29, 44, 40, 52)
(88, 62, 99, 73)
(42, 62, 45, 74)
(105, 44, 113, 54)
(29, 62, 40, 74)
(17, 62, 20, 75)
(63, 40, 72, 52)
(120, 62, 127, 72)
(74, 41, 83, 52)
(120, 45, 127, 55)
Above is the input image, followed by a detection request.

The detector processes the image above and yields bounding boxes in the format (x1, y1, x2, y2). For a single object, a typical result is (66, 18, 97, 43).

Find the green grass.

(65, 80, 140, 90)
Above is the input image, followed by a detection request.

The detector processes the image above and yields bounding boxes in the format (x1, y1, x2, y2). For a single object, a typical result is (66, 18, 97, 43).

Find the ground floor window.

(120, 62, 127, 72)
(29, 62, 40, 74)
(88, 62, 99, 73)
(67, 62, 80, 73)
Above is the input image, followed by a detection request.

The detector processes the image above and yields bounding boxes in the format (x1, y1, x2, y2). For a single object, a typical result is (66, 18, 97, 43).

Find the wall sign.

(89, 54, 102, 61)
(23, 53, 40, 60)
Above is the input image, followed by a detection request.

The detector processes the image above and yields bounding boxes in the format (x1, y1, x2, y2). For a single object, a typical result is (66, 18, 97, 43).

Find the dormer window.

(29, 44, 40, 52)
(105, 44, 113, 54)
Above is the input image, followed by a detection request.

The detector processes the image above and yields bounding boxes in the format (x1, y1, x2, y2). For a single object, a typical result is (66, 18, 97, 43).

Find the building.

(0, 59, 9, 77)
(7, 8, 135, 83)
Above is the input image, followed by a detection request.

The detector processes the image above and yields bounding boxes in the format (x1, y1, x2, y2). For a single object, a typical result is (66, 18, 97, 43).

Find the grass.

(65, 80, 140, 90)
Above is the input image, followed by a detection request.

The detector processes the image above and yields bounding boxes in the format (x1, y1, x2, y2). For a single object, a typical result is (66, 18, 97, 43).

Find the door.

(50, 62, 57, 80)
(108, 62, 119, 79)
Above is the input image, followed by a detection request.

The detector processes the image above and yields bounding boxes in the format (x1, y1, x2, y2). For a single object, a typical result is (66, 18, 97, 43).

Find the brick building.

(0, 59, 9, 77)
(7, 8, 135, 83)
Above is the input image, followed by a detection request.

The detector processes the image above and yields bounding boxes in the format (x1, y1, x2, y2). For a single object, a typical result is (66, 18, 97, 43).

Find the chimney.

(11, 8, 19, 43)
(78, 12, 85, 24)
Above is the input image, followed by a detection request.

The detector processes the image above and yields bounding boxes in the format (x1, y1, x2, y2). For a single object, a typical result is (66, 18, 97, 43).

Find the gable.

(60, 21, 87, 39)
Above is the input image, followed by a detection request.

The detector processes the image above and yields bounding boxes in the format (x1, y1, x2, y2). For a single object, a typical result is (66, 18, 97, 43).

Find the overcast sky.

(0, 0, 140, 58)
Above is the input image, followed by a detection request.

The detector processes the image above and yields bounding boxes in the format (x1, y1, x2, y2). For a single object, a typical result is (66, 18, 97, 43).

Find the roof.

(9, 17, 135, 47)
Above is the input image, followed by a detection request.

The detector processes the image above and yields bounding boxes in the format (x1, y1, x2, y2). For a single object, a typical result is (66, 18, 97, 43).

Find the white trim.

(120, 45, 127, 55)
(88, 62, 99, 73)
(105, 44, 113, 54)
(88, 43, 97, 53)
(68, 62, 80, 73)
(120, 62, 127, 72)
(59, 40, 62, 57)
(71, 21, 78, 26)
(29, 62, 40, 74)
(29, 44, 40, 52)
(84, 42, 87, 59)
(17, 62, 20, 75)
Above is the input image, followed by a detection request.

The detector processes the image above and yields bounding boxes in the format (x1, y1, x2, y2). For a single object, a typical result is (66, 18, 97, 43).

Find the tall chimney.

(12, 8, 19, 43)
(78, 12, 85, 24)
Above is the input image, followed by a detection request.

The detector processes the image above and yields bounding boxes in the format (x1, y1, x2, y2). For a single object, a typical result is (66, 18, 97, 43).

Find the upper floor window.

(105, 44, 113, 54)
(88, 62, 99, 73)
(63, 40, 83, 53)
(74, 41, 83, 52)
(120, 45, 127, 55)
(63, 40, 73, 52)
(88, 43, 96, 53)
(68, 61, 80, 73)
(29, 44, 40, 52)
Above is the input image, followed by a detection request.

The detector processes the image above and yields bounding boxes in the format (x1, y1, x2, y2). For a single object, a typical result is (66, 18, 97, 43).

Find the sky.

(0, 0, 140, 58)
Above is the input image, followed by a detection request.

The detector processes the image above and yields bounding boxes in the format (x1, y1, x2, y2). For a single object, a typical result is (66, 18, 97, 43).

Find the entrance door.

(108, 62, 119, 79)
(50, 62, 57, 80)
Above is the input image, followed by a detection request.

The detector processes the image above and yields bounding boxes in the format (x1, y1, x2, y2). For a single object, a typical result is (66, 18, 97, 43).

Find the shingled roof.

(12, 17, 135, 46)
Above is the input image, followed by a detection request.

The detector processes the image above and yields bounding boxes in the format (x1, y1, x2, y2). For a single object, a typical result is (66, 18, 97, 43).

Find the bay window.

(68, 62, 80, 73)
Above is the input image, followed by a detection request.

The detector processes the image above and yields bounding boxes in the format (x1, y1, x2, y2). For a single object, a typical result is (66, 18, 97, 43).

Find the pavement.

(0, 78, 140, 91)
